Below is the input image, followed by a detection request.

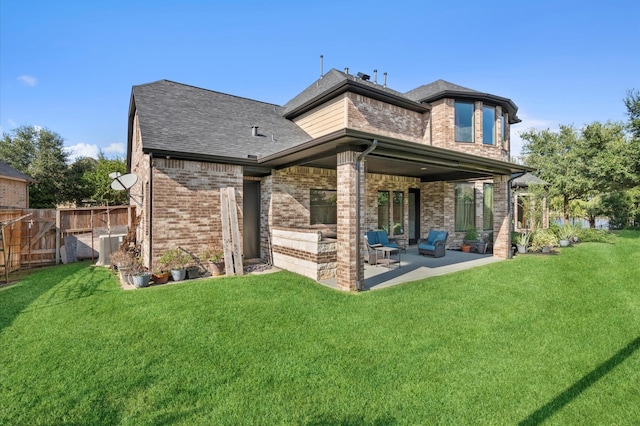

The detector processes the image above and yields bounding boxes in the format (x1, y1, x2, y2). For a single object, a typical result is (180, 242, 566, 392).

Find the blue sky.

(1, 0, 638, 162)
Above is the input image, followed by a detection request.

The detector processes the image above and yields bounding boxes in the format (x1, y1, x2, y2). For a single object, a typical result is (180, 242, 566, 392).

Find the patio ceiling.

(258, 129, 532, 182)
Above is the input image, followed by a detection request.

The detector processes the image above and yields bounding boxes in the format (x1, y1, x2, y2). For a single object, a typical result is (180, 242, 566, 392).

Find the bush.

(577, 228, 614, 243)
(530, 229, 558, 252)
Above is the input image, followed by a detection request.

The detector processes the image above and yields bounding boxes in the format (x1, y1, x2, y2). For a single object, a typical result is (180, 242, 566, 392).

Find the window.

(378, 191, 390, 231)
(392, 191, 404, 234)
(483, 106, 495, 145)
(455, 102, 474, 142)
(310, 189, 336, 224)
(483, 183, 493, 230)
(454, 183, 475, 231)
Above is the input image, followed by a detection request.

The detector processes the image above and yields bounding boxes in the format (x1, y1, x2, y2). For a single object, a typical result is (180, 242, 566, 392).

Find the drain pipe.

(506, 172, 525, 259)
(148, 152, 153, 268)
(355, 139, 378, 291)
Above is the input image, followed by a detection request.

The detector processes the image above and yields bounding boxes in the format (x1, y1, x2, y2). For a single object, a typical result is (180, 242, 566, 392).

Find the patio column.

(336, 150, 363, 291)
(493, 174, 511, 259)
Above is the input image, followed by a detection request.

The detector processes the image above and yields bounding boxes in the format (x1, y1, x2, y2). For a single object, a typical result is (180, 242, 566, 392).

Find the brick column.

(336, 150, 362, 291)
(492, 174, 511, 259)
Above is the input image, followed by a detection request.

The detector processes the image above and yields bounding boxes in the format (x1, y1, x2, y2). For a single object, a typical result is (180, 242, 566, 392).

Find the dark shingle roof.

(131, 80, 312, 159)
(404, 79, 481, 102)
(512, 173, 549, 188)
(0, 161, 35, 182)
(283, 69, 422, 117)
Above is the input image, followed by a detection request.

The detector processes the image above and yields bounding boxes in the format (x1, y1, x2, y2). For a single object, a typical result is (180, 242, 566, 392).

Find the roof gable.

(0, 161, 35, 182)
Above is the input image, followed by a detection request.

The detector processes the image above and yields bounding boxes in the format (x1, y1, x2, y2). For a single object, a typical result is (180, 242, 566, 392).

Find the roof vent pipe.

(251, 126, 258, 137)
(373, 69, 377, 85)
(383, 72, 387, 88)
(319, 55, 324, 79)
(344, 67, 349, 75)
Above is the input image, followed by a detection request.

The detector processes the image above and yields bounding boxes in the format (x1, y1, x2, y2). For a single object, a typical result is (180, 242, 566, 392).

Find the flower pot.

(118, 267, 132, 283)
(517, 245, 527, 254)
(461, 245, 471, 253)
(541, 246, 551, 254)
(208, 261, 225, 276)
(129, 272, 151, 288)
(171, 268, 186, 281)
(152, 272, 170, 284)
(187, 266, 200, 279)
(476, 242, 488, 254)
(559, 239, 570, 247)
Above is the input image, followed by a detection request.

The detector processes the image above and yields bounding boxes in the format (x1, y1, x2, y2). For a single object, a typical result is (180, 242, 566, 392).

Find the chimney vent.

(251, 126, 258, 137)
(383, 72, 388, 88)
(344, 67, 349, 75)
(373, 69, 378, 84)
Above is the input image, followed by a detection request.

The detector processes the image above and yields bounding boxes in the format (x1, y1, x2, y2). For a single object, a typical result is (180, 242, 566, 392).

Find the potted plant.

(514, 231, 531, 254)
(557, 224, 575, 247)
(201, 249, 225, 276)
(110, 250, 137, 283)
(462, 226, 480, 252)
(151, 262, 170, 284)
(158, 248, 191, 282)
(187, 262, 200, 279)
(530, 229, 559, 254)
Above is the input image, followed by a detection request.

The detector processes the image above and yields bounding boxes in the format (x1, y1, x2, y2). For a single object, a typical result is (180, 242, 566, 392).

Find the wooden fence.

(0, 205, 135, 280)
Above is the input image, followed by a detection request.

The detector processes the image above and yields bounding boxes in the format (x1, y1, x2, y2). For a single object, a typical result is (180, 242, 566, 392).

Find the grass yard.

(1, 231, 639, 425)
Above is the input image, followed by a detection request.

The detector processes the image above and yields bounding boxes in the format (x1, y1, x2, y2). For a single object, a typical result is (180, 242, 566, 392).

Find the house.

(127, 68, 531, 291)
(0, 161, 35, 208)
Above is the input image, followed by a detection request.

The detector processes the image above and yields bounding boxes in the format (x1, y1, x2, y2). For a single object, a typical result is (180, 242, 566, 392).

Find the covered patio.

(319, 246, 502, 290)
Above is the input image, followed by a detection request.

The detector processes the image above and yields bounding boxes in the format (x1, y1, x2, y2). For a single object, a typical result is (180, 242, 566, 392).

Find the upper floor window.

(483, 106, 495, 145)
(455, 102, 474, 143)
(310, 189, 337, 224)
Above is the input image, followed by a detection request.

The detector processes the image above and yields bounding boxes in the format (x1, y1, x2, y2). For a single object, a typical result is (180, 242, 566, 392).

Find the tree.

(0, 125, 70, 208)
(65, 156, 98, 205)
(520, 125, 589, 220)
(81, 154, 128, 205)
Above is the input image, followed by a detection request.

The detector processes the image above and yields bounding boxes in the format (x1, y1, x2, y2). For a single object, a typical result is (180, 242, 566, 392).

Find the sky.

(1, 0, 639, 163)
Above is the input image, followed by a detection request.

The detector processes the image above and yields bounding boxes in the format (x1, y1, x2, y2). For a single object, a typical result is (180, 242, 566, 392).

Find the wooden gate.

(0, 206, 135, 281)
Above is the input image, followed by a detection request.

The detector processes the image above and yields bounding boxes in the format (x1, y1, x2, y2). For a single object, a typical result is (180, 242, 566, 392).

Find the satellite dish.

(111, 173, 138, 191)
(108, 171, 122, 179)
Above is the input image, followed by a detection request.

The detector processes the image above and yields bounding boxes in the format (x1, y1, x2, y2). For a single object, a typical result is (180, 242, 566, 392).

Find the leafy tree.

(0, 125, 69, 208)
(65, 156, 98, 205)
(624, 89, 640, 139)
(82, 153, 128, 205)
(520, 125, 588, 220)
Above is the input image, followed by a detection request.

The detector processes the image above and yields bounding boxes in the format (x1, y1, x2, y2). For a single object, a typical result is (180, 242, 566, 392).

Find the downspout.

(506, 172, 526, 259)
(355, 139, 378, 291)
(148, 152, 153, 268)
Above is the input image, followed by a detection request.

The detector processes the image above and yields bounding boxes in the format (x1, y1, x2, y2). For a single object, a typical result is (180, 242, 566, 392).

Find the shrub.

(578, 228, 614, 243)
(513, 231, 531, 247)
(158, 248, 192, 270)
(530, 229, 558, 252)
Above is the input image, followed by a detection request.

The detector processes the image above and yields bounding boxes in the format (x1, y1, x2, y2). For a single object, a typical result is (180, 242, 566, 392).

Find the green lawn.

(1, 231, 639, 425)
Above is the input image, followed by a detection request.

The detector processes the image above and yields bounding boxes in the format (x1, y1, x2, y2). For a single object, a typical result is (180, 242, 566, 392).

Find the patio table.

(374, 246, 400, 269)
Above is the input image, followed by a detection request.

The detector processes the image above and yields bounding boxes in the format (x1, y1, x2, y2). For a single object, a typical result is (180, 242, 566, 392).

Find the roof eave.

(285, 80, 429, 120)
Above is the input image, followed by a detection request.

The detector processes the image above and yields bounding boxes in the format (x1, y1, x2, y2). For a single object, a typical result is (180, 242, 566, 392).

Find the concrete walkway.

(319, 246, 503, 290)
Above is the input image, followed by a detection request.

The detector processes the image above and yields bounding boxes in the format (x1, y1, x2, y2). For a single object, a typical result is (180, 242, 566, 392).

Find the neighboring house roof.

(0, 161, 35, 182)
(130, 80, 313, 161)
(405, 79, 521, 124)
(512, 173, 549, 188)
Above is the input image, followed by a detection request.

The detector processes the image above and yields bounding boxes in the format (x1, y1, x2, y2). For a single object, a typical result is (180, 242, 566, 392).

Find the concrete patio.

(319, 246, 504, 290)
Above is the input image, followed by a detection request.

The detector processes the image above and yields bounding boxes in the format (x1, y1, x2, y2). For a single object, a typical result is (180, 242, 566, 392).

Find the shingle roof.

(404, 79, 480, 102)
(512, 173, 549, 188)
(0, 161, 35, 182)
(131, 80, 312, 159)
(283, 69, 411, 116)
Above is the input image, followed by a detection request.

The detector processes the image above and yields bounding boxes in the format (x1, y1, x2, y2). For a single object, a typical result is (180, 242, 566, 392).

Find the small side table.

(374, 246, 400, 269)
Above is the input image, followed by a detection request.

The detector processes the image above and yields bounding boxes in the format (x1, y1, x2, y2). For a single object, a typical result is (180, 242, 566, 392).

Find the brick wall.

(0, 178, 29, 208)
(428, 98, 510, 162)
(346, 93, 426, 143)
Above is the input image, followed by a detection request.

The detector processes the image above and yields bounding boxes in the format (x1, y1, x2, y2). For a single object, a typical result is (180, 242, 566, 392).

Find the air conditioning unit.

(96, 234, 127, 266)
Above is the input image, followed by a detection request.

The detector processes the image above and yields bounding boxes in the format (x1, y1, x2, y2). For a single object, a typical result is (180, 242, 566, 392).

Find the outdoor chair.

(364, 230, 400, 263)
(418, 229, 448, 258)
